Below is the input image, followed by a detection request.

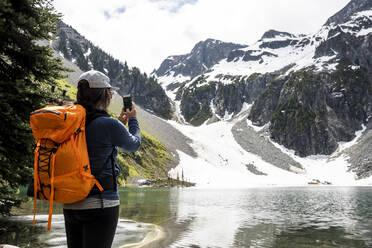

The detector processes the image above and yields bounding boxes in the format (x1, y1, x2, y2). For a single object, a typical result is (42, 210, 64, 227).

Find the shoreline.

(120, 223, 165, 248)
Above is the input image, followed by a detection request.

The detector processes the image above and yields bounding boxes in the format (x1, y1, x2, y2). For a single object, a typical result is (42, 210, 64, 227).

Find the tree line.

(0, 0, 65, 215)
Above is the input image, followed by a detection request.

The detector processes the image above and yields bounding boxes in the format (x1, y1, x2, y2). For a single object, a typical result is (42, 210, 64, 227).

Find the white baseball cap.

(79, 70, 119, 90)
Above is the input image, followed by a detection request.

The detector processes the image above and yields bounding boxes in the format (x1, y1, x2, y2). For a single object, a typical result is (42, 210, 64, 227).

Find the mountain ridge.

(155, 38, 247, 80)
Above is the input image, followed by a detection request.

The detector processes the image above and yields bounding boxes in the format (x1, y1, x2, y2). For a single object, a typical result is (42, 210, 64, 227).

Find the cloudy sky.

(53, 0, 350, 73)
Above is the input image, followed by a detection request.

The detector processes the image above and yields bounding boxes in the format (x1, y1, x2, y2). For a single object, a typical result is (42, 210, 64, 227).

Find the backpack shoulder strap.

(88, 148, 117, 195)
(85, 109, 117, 194)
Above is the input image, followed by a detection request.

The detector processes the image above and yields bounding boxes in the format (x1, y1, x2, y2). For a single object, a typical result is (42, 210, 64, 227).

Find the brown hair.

(76, 80, 113, 110)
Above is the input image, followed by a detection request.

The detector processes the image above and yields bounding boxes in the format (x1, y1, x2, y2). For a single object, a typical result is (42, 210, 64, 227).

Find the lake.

(1, 186, 371, 247)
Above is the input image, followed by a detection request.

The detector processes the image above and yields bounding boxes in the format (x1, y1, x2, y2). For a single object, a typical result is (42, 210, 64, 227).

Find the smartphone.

(122, 94, 132, 112)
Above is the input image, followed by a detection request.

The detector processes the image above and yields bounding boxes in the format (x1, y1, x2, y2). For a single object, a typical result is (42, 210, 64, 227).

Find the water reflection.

(164, 187, 372, 248)
(2, 187, 372, 248)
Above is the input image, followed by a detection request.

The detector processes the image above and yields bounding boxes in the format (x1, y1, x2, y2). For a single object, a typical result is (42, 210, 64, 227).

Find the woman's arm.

(110, 104, 141, 152)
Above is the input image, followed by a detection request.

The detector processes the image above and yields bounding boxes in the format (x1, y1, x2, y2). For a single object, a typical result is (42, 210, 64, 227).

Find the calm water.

(1, 187, 372, 248)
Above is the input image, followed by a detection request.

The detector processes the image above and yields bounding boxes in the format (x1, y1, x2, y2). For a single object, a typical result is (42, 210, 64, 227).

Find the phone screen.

(122, 95, 132, 112)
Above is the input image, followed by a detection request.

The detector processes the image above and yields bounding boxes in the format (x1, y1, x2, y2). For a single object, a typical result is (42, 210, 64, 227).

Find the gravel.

(231, 117, 304, 173)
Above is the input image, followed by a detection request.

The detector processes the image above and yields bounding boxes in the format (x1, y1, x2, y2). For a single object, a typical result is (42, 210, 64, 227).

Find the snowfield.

(167, 115, 372, 188)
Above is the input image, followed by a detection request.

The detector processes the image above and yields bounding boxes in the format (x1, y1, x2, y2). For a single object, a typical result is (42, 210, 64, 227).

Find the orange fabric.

(94, 179, 104, 191)
(30, 104, 103, 230)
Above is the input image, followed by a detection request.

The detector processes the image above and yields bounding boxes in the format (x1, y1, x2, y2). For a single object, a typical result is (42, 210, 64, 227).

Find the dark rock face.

(227, 49, 280, 63)
(261, 29, 296, 39)
(325, 0, 372, 26)
(248, 63, 372, 157)
(155, 54, 187, 77)
(155, 38, 247, 78)
(269, 70, 338, 157)
(259, 40, 293, 49)
(177, 73, 271, 125)
(249, 76, 288, 126)
(316, 18, 372, 73)
(54, 22, 172, 119)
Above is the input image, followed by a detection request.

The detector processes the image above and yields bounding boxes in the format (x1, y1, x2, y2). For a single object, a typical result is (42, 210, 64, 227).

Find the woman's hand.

(125, 103, 137, 119)
(118, 103, 137, 125)
(118, 109, 128, 125)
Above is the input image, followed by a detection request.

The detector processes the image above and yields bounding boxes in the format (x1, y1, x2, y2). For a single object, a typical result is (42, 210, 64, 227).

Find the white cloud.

(53, 0, 350, 73)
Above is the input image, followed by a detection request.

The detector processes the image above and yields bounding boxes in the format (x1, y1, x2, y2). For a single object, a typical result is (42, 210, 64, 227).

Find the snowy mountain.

(155, 0, 372, 181)
(154, 39, 246, 91)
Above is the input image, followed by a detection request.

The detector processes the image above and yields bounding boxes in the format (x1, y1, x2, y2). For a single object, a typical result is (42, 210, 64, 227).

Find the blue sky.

(53, 0, 350, 73)
(150, 0, 198, 12)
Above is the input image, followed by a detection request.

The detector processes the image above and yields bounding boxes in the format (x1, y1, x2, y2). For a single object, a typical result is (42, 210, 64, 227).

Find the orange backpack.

(30, 104, 103, 230)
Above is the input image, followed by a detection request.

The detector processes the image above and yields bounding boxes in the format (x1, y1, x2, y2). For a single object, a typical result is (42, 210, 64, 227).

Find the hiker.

(62, 70, 141, 248)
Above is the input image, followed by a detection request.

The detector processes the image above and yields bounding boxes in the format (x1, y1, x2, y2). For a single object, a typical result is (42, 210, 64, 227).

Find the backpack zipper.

(30, 110, 61, 116)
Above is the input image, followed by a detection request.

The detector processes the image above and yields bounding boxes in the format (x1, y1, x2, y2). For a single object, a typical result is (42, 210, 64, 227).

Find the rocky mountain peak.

(155, 38, 246, 78)
(190, 38, 222, 53)
(261, 29, 295, 40)
(325, 0, 372, 26)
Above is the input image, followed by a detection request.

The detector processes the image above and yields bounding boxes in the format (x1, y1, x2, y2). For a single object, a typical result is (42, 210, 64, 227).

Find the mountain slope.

(54, 22, 173, 119)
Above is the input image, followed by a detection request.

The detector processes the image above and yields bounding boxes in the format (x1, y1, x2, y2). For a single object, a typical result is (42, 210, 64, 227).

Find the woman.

(63, 70, 141, 248)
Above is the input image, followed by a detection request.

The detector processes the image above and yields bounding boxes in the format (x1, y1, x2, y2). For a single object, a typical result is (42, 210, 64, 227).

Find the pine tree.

(57, 29, 71, 60)
(0, 0, 64, 215)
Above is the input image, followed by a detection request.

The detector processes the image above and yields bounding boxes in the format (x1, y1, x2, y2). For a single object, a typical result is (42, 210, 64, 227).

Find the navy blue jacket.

(86, 113, 141, 200)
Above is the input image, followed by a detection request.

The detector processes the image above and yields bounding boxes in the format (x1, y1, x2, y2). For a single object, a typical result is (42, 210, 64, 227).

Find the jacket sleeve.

(109, 117, 141, 152)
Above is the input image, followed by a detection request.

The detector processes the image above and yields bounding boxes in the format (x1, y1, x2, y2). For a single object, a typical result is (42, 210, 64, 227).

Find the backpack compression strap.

(32, 140, 41, 225)
(47, 152, 57, 230)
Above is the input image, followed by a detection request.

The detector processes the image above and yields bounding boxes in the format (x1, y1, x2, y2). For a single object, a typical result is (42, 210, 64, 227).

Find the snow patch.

(267, 125, 372, 186)
(157, 71, 190, 94)
(337, 125, 367, 153)
(246, 119, 266, 132)
(350, 65, 361, 70)
(357, 27, 372, 37)
(237, 103, 251, 116)
(84, 47, 91, 58)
